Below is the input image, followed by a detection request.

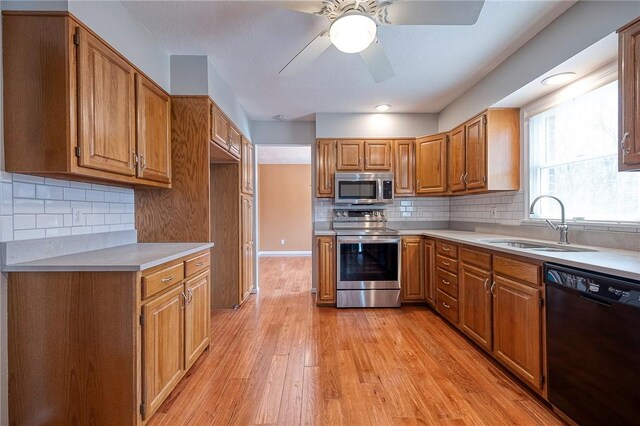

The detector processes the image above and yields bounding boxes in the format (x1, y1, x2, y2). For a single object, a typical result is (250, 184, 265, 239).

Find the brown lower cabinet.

(8, 250, 211, 425)
(429, 238, 545, 396)
(401, 237, 425, 302)
(423, 238, 436, 305)
(316, 236, 336, 306)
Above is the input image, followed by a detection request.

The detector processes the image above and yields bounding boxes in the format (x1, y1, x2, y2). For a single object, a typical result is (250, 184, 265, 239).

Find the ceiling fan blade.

(359, 40, 395, 83)
(268, 1, 325, 14)
(280, 30, 332, 76)
(384, 0, 485, 25)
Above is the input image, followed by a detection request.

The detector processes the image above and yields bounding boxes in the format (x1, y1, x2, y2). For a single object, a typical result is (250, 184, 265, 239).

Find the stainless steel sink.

(482, 239, 597, 252)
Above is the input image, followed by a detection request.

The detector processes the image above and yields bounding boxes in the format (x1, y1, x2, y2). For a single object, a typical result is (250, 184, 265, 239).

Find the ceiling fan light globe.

(329, 13, 377, 54)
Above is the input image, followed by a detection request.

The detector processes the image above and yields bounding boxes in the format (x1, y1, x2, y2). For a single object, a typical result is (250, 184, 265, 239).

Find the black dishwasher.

(545, 263, 640, 426)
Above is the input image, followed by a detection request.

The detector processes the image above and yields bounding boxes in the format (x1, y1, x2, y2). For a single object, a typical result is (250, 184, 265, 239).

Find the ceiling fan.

(277, 0, 485, 83)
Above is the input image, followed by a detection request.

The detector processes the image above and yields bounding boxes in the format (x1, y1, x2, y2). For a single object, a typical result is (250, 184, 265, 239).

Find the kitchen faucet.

(529, 195, 569, 245)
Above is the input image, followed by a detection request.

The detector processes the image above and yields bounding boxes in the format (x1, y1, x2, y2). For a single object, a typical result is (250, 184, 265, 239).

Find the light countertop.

(406, 229, 639, 281)
(3, 242, 214, 272)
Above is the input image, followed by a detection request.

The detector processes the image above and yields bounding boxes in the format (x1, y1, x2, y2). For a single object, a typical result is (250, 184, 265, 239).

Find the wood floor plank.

(147, 256, 564, 426)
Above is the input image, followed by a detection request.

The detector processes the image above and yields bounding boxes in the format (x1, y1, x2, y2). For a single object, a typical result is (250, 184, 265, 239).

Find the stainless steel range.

(333, 206, 401, 308)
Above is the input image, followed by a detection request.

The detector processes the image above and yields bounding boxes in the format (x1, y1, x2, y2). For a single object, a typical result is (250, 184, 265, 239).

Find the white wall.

(251, 121, 316, 145)
(207, 59, 252, 139)
(438, 0, 640, 130)
(316, 113, 438, 139)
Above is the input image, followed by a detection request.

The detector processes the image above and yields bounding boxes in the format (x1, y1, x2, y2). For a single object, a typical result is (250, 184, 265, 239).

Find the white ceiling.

(123, 0, 575, 120)
(258, 145, 311, 164)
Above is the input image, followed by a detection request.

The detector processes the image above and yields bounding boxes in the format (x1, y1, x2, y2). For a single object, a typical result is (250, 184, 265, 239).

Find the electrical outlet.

(280, 239, 285, 245)
(72, 208, 84, 225)
(490, 206, 498, 219)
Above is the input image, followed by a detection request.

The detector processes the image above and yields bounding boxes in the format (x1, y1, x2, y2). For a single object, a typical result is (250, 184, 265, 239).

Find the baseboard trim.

(258, 251, 312, 257)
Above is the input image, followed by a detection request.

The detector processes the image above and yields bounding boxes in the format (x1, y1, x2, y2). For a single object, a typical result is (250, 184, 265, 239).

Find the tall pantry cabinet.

(136, 96, 255, 309)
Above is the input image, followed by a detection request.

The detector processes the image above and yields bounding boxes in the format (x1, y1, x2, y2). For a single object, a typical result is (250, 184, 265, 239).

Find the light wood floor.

(148, 256, 563, 425)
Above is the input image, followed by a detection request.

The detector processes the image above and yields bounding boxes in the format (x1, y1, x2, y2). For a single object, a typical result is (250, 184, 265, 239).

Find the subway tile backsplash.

(0, 172, 135, 242)
(314, 197, 451, 222)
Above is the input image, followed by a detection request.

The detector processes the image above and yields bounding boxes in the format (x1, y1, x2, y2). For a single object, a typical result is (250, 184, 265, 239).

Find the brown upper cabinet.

(393, 139, 415, 195)
(3, 12, 171, 188)
(229, 125, 242, 158)
(619, 17, 640, 171)
(211, 103, 231, 151)
(416, 133, 447, 195)
(136, 74, 171, 184)
(241, 137, 254, 195)
(316, 139, 336, 197)
(447, 109, 520, 194)
(336, 140, 392, 171)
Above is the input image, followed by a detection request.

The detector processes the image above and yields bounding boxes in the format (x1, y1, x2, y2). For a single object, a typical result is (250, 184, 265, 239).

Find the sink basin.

(482, 239, 597, 253)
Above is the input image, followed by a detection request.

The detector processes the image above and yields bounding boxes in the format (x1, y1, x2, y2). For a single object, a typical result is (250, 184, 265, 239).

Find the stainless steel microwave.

(334, 172, 394, 205)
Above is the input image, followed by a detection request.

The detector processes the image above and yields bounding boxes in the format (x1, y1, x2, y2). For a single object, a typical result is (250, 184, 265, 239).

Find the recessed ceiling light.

(375, 104, 391, 112)
(541, 72, 576, 86)
(330, 12, 377, 53)
(273, 114, 288, 121)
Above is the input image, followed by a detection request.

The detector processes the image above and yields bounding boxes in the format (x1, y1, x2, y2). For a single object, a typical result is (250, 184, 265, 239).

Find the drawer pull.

(161, 275, 174, 283)
(442, 246, 450, 252)
(195, 262, 204, 267)
(442, 302, 450, 309)
(442, 261, 450, 266)
(442, 280, 450, 285)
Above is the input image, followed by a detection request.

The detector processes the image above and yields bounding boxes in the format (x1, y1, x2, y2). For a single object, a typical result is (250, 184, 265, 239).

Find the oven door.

(335, 179, 380, 204)
(336, 236, 400, 290)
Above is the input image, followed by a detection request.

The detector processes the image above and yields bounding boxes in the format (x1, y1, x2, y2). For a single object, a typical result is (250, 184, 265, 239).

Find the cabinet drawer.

(494, 256, 540, 287)
(185, 252, 210, 277)
(436, 241, 458, 258)
(142, 262, 185, 299)
(461, 247, 491, 270)
(436, 255, 458, 274)
(436, 268, 458, 298)
(436, 290, 459, 324)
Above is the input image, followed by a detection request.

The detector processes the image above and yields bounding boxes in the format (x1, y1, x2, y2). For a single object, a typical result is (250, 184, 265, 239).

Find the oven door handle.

(336, 237, 401, 245)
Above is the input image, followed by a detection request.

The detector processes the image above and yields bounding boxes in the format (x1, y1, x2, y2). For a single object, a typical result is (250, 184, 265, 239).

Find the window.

(528, 78, 640, 223)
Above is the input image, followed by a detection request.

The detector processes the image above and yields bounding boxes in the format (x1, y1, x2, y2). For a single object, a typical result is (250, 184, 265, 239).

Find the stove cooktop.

(332, 227, 399, 236)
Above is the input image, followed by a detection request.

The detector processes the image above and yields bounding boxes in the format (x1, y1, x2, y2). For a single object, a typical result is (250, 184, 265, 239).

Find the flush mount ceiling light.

(541, 72, 577, 86)
(375, 104, 391, 112)
(329, 12, 377, 53)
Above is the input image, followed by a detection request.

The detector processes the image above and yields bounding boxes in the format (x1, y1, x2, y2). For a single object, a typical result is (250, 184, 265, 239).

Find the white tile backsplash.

(0, 173, 136, 242)
(314, 197, 450, 222)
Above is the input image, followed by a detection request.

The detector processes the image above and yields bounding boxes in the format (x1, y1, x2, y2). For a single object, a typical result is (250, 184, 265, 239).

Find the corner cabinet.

(316, 236, 336, 306)
(316, 139, 336, 197)
(416, 133, 447, 194)
(619, 17, 640, 171)
(447, 109, 520, 194)
(3, 12, 171, 188)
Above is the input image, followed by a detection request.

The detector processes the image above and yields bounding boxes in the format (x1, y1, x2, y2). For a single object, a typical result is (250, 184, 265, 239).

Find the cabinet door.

(77, 27, 136, 176)
(316, 140, 336, 197)
(619, 18, 640, 170)
(185, 271, 210, 369)
(402, 237, 424, 302)
(364, 140, 392, 170)
(459, 262, 492, 351)
(465, 114, 487, 190)
(393, 140, 415, 195)
(241, 195, 254, 302)
(493, 275, 543, 391)
(448, 125, 466, 192)
(136, 74, 171, 183)
(241, 137, 254, 195)
(416, 133, 447, 194)
(336, 140, 364, 171)
(142, 285, 185, 419)
(423, 238, 436, 305)
(229, 125, 241, 158)
(316, 237, 336, 305)
(211, 104, 229, 149)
